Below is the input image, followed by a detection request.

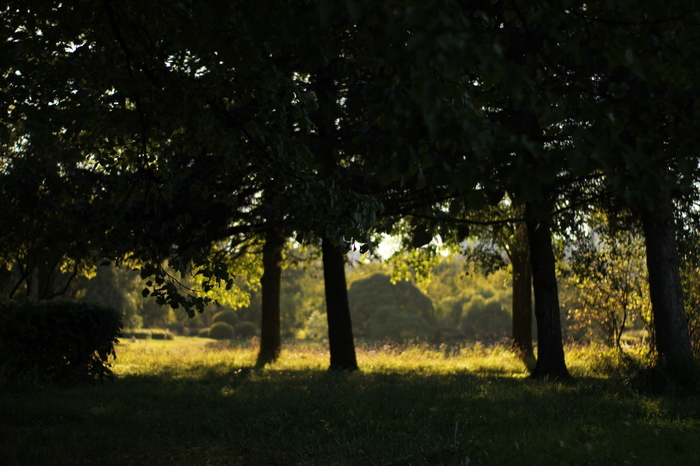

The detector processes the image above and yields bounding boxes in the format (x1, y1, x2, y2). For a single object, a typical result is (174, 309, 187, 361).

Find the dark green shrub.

(349, 273, 437, 341)
(0, 300, 122, 384)
(166, 323, 185, 335)
(198, 328, 211, 338)
(235, 321, 258, 339)
(366, 305, 432, 342)
(208, 322, 235, 340)
(151, 330, 173, 340)
(461, 297, 511, 341)
(212, 310, 240, 328)
(122, 330, 152, 339)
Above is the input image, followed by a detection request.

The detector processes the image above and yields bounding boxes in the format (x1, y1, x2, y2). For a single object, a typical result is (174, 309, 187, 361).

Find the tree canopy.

(3, 0, 699, 378)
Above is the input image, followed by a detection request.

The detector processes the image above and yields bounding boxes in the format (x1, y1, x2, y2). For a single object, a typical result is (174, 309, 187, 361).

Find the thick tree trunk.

(37, 262, 57, 300)
(525, 202, 570, 380)
(321, 237, 359, 371)
(509, 223, 535, 370)
(639, 188, 693, 370)
(256, 229, 285, 368)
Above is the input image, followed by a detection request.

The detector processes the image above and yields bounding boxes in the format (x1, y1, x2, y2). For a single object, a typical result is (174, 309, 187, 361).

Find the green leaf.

(467, 190, 487, 210)
(456, 224, 470, 242)
(411, 225, 433, 249)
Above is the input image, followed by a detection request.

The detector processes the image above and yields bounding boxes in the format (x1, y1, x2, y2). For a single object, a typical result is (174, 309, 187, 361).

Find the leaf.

(411, 225, 433, 249)
(467, 190, 487, 210)
(486, 190, 505, 206)
(0, 123, 9, 144)
(456, 224, 470, 242)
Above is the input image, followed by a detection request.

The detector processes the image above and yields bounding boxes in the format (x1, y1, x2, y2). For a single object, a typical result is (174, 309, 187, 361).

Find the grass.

(1, 337, 699, 465)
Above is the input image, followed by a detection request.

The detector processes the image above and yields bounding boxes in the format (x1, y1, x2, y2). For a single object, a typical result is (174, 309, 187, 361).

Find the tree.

(349, 273, 436, 342)
(460, 203, 535, 365)
(321, 237, 358, 370)
(255, 228, 285, 367)
(72, 264, 144, 330)
(525, 202, 570, 380)
(551, 1, 699, 371)
(638, 189, 693, 368)
(0, 156, 101, 299)
(567, 216, 651, 349)
(507, 222, 535, 366)
(332, 1, 580, 379)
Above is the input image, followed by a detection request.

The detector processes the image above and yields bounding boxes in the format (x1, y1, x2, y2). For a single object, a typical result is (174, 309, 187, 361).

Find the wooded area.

(2, 0, 700, 382)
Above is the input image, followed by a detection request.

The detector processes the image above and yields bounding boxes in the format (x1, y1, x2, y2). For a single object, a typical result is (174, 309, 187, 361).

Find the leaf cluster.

(0, 299, 122, 385)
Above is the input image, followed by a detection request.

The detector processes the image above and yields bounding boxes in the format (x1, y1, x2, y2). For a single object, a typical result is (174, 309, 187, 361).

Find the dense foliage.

(0, 300, 122, 384)
(349, 272, 436, 342)
(234, 321, 258, 339)
(212, 310, 241, 328)
(208, 321, 235, 341)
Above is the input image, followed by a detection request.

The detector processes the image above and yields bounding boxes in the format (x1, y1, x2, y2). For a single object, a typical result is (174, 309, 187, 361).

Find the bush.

(121, 330, 152, 339)
(366, 305, 433, 342)
(198, 328, 210, 338)
(166, 322, 185, 335)
(461, 297, 511, 341)
(0, 299, 122, 384)
(234, 321, 258, 339)
(150, 330, 173, 340)
(212, 310, 240, 328)
(349, 273, 437, 341)
(208, 322, 235, 340)
(305, 311, 328, 340)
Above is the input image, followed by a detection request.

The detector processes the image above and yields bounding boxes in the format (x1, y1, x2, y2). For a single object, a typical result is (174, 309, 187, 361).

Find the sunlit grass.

(112, 337, 531, 379)
(1, 337, 698, 465)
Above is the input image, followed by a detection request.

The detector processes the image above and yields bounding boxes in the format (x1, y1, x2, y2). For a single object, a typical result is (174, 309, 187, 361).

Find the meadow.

(1, 337, 699, 465)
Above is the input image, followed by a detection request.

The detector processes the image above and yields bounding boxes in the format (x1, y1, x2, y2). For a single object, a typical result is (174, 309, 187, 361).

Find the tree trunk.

(509, 222, 535, 370)
(639, 188, 693, 370)
(321, 237, 359, 371)
(525, 202, 570, 380)
(256, 229, 285, 368)
(37, 262, 57, 300)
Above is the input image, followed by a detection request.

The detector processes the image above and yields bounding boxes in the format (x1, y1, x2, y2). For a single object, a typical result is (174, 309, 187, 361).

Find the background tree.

(567, 214, 651, 349)
(71, 265, 144, 330)
(549, 1, 699, 372)
(349, 273, 436, 342)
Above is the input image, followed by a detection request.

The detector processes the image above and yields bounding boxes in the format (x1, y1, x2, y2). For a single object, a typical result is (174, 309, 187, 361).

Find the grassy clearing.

(1, 337, 699, 465)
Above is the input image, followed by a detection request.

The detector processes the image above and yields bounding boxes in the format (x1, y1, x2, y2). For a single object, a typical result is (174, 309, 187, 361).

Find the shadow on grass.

(1, 364, 699, 466)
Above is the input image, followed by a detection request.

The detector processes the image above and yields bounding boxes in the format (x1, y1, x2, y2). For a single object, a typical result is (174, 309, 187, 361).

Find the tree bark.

(256, 229, 285, 368)
(508, 222, 535, 370)
(525, 202, 570, 380)
(37, 262, 57, 300)
(321, 237, 359, 371)
(639, 188, 693, 370)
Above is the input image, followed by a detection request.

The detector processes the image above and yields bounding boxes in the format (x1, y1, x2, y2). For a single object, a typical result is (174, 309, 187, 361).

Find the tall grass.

(1, 337, 698, 465)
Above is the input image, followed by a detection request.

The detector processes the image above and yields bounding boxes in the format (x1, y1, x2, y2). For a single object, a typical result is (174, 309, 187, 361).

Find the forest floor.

(1, 337, 699, 465)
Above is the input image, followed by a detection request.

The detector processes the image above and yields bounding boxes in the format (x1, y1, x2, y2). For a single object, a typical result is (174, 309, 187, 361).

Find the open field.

(1, 337, 699, 465)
